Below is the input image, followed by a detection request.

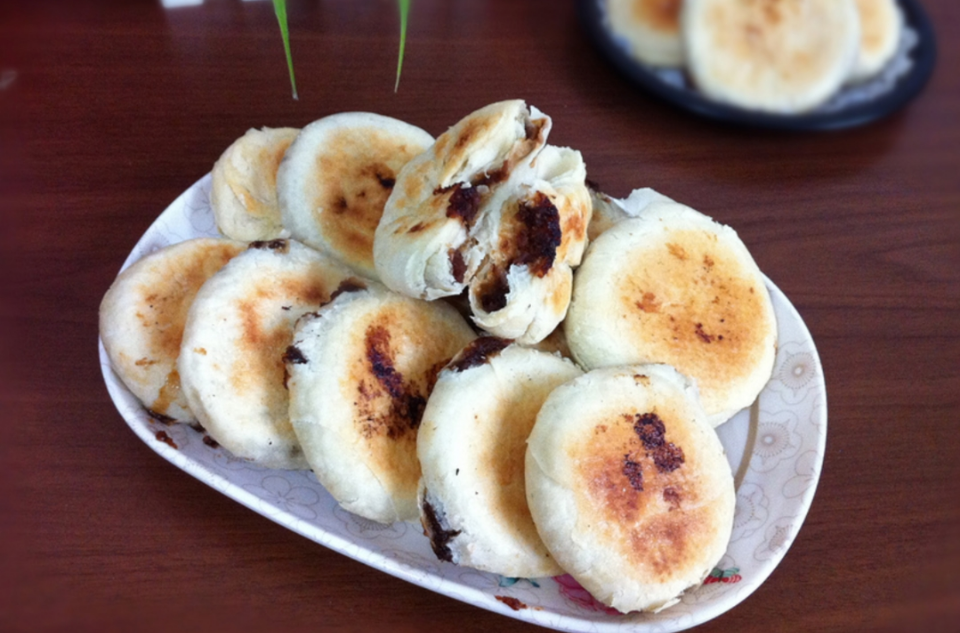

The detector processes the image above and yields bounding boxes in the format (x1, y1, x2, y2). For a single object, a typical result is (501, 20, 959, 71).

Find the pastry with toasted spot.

(99, 238, 246, 423)
(211, 127, 299, 241)
(565, 201, 776, 427)
(285, 282, 476, 523)
(849, 0, 903, 83)
(607, 0, 685, 67)
(178, 239, 353, 469)
(417, 340, 582, 576)
(682, 0, 861, 113)
(525, 364, 735, 613)
(278, 113, 434, 279)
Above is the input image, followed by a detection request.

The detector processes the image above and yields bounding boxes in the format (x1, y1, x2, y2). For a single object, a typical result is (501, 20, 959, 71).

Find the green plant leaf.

(273, 0, 298, 100)
(395, 0, 410, 92)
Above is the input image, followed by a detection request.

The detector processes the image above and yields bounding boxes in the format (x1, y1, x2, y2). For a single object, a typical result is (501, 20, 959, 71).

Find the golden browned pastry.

(565, 201, 776, 427)
(526, 364, 735, 612)
(417, 340, 582, 575)
(682, 0, 861, 113)
(607, 0, 685, 67)
(849, 0, 903, 83)
(285, 281, 476, 523)
(178, 239, 353, 469)
(211, 127, 299, 241)
(277, 113, 433, 279)
(99, 237, 245, 423)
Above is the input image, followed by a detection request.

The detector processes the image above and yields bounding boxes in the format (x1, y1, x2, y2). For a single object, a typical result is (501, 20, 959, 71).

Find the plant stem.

(273, 0, 298, 100)
(395, 0, 410, 93)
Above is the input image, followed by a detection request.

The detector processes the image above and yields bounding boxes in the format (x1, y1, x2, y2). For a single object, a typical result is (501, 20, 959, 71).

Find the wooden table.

(2, 1, 958, 631)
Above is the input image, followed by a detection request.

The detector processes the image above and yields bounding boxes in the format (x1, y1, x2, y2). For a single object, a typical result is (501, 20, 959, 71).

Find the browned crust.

(421, 495, 461, 562)
(448, 337, 512, 373)
(573, 404, 709, 583)
(633, 0, 682, 34)
(616, 229, 773, 399)
(249, 239, 290, 253)
(360, 325, 428, 440)
(328, 277, 368, 302)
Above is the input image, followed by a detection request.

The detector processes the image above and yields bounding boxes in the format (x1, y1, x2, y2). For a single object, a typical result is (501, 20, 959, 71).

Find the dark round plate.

(578, 0, 937, 131)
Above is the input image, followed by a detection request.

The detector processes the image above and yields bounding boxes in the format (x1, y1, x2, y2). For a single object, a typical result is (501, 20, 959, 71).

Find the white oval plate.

(99, 175, 827, 632)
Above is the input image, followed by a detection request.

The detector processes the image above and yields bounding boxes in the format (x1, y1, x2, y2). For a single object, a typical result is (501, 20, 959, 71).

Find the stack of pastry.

(606, 0, 905, 113)
(101, 100, 779, 614)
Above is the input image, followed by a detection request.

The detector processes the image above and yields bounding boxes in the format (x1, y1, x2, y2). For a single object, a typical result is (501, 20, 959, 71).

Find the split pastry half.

(374, 100, 591, 344)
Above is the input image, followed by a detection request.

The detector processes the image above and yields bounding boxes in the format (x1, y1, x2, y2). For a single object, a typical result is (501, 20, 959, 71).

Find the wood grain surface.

(1, 1, 958, 631)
